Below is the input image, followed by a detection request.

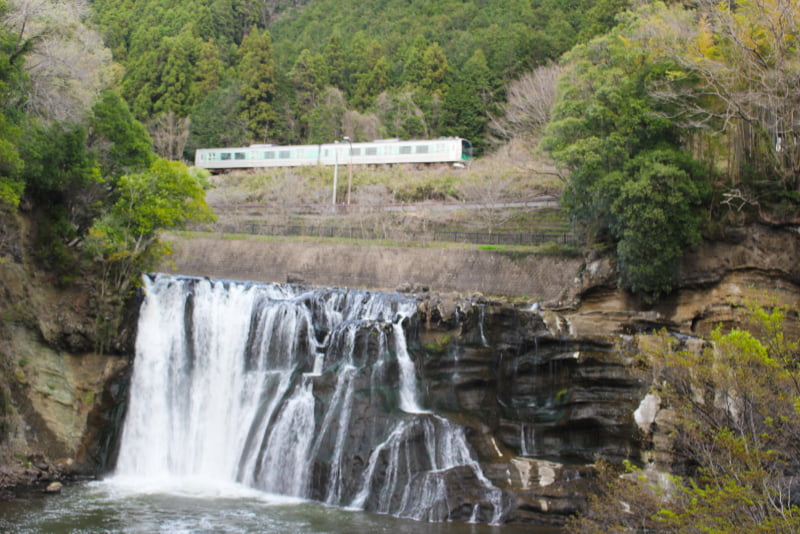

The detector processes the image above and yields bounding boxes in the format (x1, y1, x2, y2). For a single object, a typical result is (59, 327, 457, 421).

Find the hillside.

(89, 0, 627, 155)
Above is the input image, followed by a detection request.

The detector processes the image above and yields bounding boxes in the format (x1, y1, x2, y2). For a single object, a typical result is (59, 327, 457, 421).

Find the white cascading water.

(113, 274, 505, 523)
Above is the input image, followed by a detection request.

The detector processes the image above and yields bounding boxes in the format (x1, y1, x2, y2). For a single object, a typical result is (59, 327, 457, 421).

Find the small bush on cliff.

(568, 303, 800, 533)
(85, 159, 215, 299)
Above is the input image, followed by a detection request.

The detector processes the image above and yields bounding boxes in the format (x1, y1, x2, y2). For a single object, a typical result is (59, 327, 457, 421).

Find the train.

(194, 137, 473, 170)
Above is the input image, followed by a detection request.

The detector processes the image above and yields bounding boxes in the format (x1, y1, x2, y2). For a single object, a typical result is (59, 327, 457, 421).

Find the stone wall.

(161, 235, 583, 300)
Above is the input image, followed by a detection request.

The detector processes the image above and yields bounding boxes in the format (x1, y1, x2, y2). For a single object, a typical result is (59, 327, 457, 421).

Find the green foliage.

(238, 29, 278, 142)
(123, 25, 214, 119)
(107, 159, 215, 241)
(31, 205, 83, 283)
(20, 123, 99, 202)
(89, 90, 156, 178)
(542, 28, 709, 299)
(308, 88, 347, 144)
(0, 125, 22, 207)
(570, 303, 800, 533)
(89, 0, 629, 148)
(85, 159, 215, 296)
(440, 80, 485, 152)
(185, 81, 248, 159)
(18, 122, 103, 276)
(0, 2, 25, 208)
(612, 149, 707, 296)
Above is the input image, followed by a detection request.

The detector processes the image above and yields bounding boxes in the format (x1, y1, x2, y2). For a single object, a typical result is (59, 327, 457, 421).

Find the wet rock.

(44, 481, 62, 493)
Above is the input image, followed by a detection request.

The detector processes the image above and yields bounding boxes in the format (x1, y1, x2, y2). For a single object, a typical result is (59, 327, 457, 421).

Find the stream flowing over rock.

(113, 274, 648, 526)
(115, 275, 514, 523)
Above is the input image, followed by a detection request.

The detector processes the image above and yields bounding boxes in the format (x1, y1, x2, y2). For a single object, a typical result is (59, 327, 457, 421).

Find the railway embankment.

(160, 234, 582, 300)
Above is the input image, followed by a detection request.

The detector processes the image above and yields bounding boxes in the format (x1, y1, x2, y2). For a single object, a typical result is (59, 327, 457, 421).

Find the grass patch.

(173, 230, 581, 257)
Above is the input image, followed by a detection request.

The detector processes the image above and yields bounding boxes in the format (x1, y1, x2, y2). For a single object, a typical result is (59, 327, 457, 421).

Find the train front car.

(461, 138, 473, 162)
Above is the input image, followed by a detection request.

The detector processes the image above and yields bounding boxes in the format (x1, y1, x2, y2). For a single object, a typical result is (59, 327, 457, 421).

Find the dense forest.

(89, 0, 626, 155)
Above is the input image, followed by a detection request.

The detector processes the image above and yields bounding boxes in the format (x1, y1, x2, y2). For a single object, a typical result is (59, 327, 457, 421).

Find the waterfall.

(114, 274, 506, 523)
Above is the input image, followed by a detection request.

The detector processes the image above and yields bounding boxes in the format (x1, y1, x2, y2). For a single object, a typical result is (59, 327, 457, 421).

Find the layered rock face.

(0, 213, 129, 491)
(408, 223, 800, 524)
(411, 295, 644, 524)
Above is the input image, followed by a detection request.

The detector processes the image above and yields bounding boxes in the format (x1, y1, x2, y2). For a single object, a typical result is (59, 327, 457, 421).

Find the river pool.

(0, 480, 563, 534)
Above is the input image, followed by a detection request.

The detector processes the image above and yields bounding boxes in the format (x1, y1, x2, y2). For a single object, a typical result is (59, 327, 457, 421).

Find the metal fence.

(192, 221, 579, 246)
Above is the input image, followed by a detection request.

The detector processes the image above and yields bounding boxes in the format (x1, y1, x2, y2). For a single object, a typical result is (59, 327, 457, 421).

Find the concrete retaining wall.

(161, 235, 583, 299)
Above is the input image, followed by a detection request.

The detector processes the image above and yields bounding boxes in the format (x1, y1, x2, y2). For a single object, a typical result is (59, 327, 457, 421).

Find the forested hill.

(90, 0, 626, 155)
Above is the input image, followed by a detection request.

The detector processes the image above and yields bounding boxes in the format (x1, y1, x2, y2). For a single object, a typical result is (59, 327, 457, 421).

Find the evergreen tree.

(89, 89, 156, 178)
(322, 32, 346, 89)
(441, 50, 493, 152)
(420, 43, 450, 95)
(352, 56, 389, 111)
(441, 80, 483, 145)
(195, 41, 226, 100)
(343, 31, 384, 107)
(153, 28, 205, 116)
(308, 87, 346, 144)
(401, 35, 427, 89)
(124, 25, 210, 119)
(291, 49, 328, 139)
(238, 28, 278, 142)
(186, 81, 247, 158)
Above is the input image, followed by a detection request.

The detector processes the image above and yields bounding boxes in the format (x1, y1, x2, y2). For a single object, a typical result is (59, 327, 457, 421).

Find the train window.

(235, 152, 246, 160)
(220, 153, 232, 161)
(415, 145, 429, 154)
(279, 150, 291, 158)
(365, 147, 377, 156)
(435, 144, 445, 152)
(351, 148, 361, 156)
(399, 146, 412, 155)
(264, 151, 275, 159)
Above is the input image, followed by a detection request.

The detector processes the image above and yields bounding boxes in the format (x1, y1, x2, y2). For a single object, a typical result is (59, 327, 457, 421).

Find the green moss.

(424, 334, 452, 353)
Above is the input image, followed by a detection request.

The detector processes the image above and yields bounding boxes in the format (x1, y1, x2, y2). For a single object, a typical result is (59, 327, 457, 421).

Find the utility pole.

(344, 136, 353, 205)
(332, 141, 339, 206)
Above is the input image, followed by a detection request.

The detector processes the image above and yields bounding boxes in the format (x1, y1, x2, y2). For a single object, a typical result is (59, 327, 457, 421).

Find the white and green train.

(195, 137, 473, 170)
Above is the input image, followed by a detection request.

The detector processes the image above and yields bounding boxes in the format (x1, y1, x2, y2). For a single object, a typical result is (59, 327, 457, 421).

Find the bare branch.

(4, 0, 116, 122)
(489, 63, 564, 141)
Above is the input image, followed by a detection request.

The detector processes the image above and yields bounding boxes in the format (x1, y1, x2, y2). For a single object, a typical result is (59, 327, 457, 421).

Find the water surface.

(0, 481, 563, 534)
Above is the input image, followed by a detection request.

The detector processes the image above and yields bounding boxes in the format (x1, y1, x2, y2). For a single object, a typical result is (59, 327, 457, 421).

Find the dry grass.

(203, 137, 567, 235)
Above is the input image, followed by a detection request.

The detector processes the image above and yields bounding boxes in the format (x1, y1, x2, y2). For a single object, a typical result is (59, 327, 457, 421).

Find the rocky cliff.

(406, 223, 799, 524)
(0, 211, 130, 491)
(1, 218, 797, 526)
